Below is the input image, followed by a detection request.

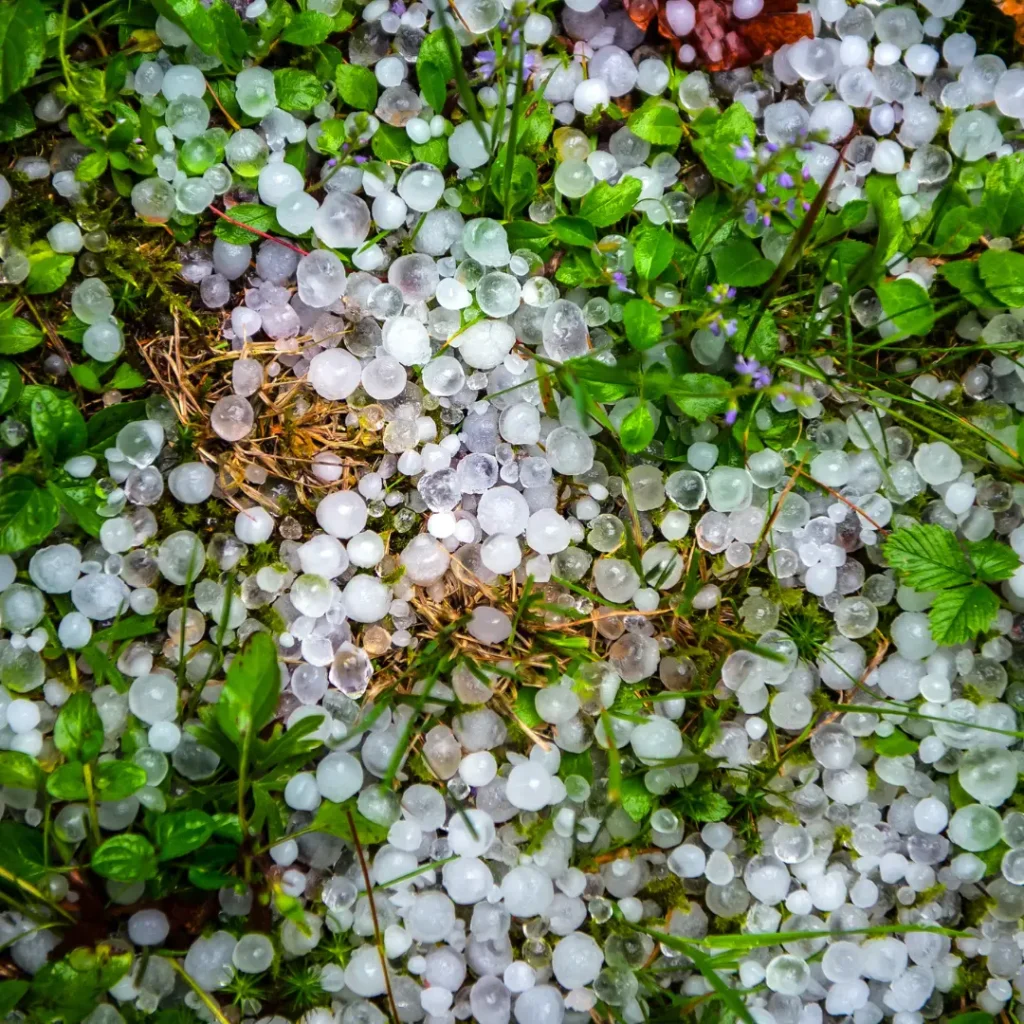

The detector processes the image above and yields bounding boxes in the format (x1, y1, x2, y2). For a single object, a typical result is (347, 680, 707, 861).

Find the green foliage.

(91, 834, 158, 881)
(627, 97, 683, 147)
(213, 203, 279, 243)
(579, 178, 643, 227)
(620, 775, 654, 823)
(979, 248, 1024, 307)
(336, 63, 377, 111)
(0, 302, 43, 355)
(0, 476, 59, 554)
(623, 300, 661, 351)
(877, 279, 935, 337)
(54, 692, 105, 762)
(0, 750, 41, 789)
(712, 238, 774, 287)
(0, 0, 46, 104)
(633, 225, 675, 280)
(884, 525, 1016, 645)
(311, 797, 390, 845)
(156, 810, 219, 860)
(690, 103, 756, 185)
(873, 730, 918, 757)
(215, 631, 281, 749)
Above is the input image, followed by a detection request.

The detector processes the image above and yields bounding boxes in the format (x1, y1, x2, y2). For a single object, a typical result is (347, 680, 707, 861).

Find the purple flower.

(753, 367, 772, 389)
(723, 319, 738, 338)
(390, 0, 406, 12)
(764, 142, 779, 154)
(612, 270, 633, 294)
(724, 408, 738, 425)
(755, 181, 767, 194)
(734, 136, 755, 161)
(777, 172, 794, 189)
(801, 166, 812, 181)
(736, 355, 771, 389)
(474, 50, 497, 79)
(735, 356, 760, 375)
(707, 283, 734, 305)
(743, 200, 759, 226)
(353, 154, 368, 164)
(522, 51, 541, 78)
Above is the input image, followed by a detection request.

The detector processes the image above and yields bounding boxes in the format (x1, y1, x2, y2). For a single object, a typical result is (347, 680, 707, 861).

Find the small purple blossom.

(755, 181, 767, 195)
(734, 136, 755, 161)
(612, 270, 634, 294)
(353, 154, 368, 164)
(777, 171, 794, 189)
(474, 50, 497, 79)
(735, 355, 771, 389)
(801, 166, 812, 181)
(724, 408, 738, 425)
(764, 142, 779, 154)
(522, 51, 541, 78)
(723, 319, 738, 338)
(390, 0, 406, 12)
(706, 283, 735, 305)
(743, 200, 759, 226)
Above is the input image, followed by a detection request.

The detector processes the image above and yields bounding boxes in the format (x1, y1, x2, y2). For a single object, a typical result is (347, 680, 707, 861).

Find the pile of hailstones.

(3, 315, 1024, 1024)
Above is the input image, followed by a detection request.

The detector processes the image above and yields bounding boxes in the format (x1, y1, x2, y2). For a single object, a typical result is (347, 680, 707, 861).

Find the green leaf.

(25, 250, 76, 295)
(933, 206, 986, 255)
(273, 68, 322, 111)
(633, 227, 675, 280)
(215, 631, 281, 748)
(95, 761, 147, 801)
(690, 103, 755, 186)
(929, 583, 999, 646)
(311, 797, 390, 845)
(668, 373, 730, 421)
(623, 300, 661, 351)
(677, 781, 731, 822)
(513, 687, 542, 728)
(418, 60, 447, 117)
(46, 763, 87, 801)
(336, 63, 377, 111)
(968, 538, 1019, 583)
(0, 477, 58, 554)
(108, 363, 147, 390)
(517, 96, 553, 153)
(0, 822, 47, 886)
(860, 174, 905, 281)
(740, 313, 779, 363)
(371, 123, 413, 163)
(873, 730, 918, 757)
(627, 98, 683, 147)
(0, 0, 47, 103)
(417, 30, 455, 81)
(985, 154, 1024, 238)
(411, 136, 447, 168)
(877, 279, 935, 337)
(281, 8, 334, 43)
(550, 216, 596, 248)
(824, 239, 873, 283)
(54, 691, 105, 762)
(979, 248, 1024, 307)
(688, 192, 733, 250)
(0, 314, 43, 355)
(156, 810, 218, 860)
(579, 177, 643, 228)
(213, 202, 278, 244)
(75, 151, 108, 183)
(492, 151, 538, 214)
(46, 482, 103, 538)
(91, 834, 158, 882)
(85, 399, 147, 447)
(0, 750, 40, 789)
(938, 259, 1003, 309)
(0, 360, 22, 413)
(31, 391, 87, 466)
(948, 1014, 995, 1024)
(558, 749, 593, 784)
(711, 238, 774, 287)
(883, 524, 973, 591)
(0, 981, 29, 1017)
(28, 947, 133, 1024)
(620, 402, 655, 453)
(620, 775, 654, 823)
(0, 93, 35, 142)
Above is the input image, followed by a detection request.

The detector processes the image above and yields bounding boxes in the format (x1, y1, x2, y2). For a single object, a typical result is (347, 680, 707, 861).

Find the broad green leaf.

(0, 750, 40, 789)
(513, 687, 542, 727)
(47, 482, 103, 538)
(91, 834, 158, 882)
(46, 763, 87, 800)
(740, 313, 779, 363)
(0, 821, 48, 885)
(312, 797, 390, 845)
(213, 202, 277, 244)
(883, 524, 972, 591)
(492, 151, 538, 214)
(711, 238, 774, 287)
(627, 98, 683, 147)
(281, 9, 334, 44)
(0, 94, 35, 142)
(0, 477, 58, 554)
(862, 174, 904, 277)
(95, 761, 147, 801)
(0, 314, 43, 355)
(633, 227, 676, 281)
(968, 538, 1019, 583)
(580, 178, 643, 228)
(623, 299, 661, 350)
(877, 279, 935, 336)
(54, 691, 105, 762)
(620, 402, 655, 453)
(371, 123, 413, 163)
(27, 947, 133, 1024)
(620, 775, 654, 823)
(690, 103, 755, 186)
(416, 30, 455, 83)
(668, 374, 730, 421)
(30, 391, 87, 466)
(273, 69, 322, 111)
(411, 136, 447, 168)
(25, 249, 76, 295)
(688, 192, 734, 250)
(0, 0, 47, 102)
(417, 60, 447, 117)
(948, 1014, 995, 1024)
(985, 153, 1024, 238)
(215, 631, 281, 747)
(108, 363, 147, 390)
(75, 151, 108, 182)
(336, 63, 378, 112)
(86, 399, 147, 447)
(938, 260, 1003, 309)
(0, 981, 29, 1016)
(929, 583, 999, 646)
(933, 206, 985, 255)
(517, 96, 553, 153)
(156, 810, 218, 860)
(550, 217, 596, 248)
(979, 248, 1024, 307)
(873, 730, 917, 757)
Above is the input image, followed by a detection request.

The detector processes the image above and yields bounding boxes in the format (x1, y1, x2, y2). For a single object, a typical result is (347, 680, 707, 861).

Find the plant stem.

(0, 866, 76, 923)
(168, 959, 233, 1024)
(206, 205, 310, 256)
(82, 762, 102, 847)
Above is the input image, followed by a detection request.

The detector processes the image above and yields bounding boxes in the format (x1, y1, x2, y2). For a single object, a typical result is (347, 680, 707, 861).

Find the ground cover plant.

(3, 0, 1024, 1020)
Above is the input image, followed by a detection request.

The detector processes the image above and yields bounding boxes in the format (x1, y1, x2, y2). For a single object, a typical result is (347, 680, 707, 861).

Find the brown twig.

(347, 809, 400, 1024)
(206, 205, 309, 256)
(206, 81, 241, 131)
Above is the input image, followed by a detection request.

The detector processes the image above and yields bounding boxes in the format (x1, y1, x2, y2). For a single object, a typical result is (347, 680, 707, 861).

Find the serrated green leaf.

(417, 60, 447, 117)
(411, 136, 447, 168)
(883, 524, 973, 591)
(877, 279, 935, 336)
(620, 402, 655, 453)
(273, 69, 323, 111)
(54, 691, 105, 762)
(0, 477, 58, 554)
(668, 373, 730, 421)
(416, 30, 455, 82)
(0, 314, 43, 355)
(690, 103, 755, 186)
(550, 216, 596, 248)
(216, 631, 281, 748)
(620, 775, 654, 823)
(968, 538, 1019, 583)
(281, 9, 334, 44)
(979, 248, 1024, 308)
(371, 122, 413, 163)
(0, 92, 34, 142)
(579, 177, 642, 228)
(336, 63, 377, 112)
(929, 583, 999, 646)
(933, 206, 986, 255)
(712, 238, 774, 287)
(938, 259, 1003, 309)
(873, 730, 918, 757)
(627, 98, 683, 147)
(25, 250, 76, 296)
(985, 154, 1024, 238)
(0, 0, 46, 103)
(213, 202, 277, 244)
(633, 226, 675, 280)
(623, 299, 661, 351)
(75, 151, 108, 182)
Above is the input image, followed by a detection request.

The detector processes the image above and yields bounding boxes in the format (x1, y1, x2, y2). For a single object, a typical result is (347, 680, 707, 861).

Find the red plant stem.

(206, 205, 310, 257)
